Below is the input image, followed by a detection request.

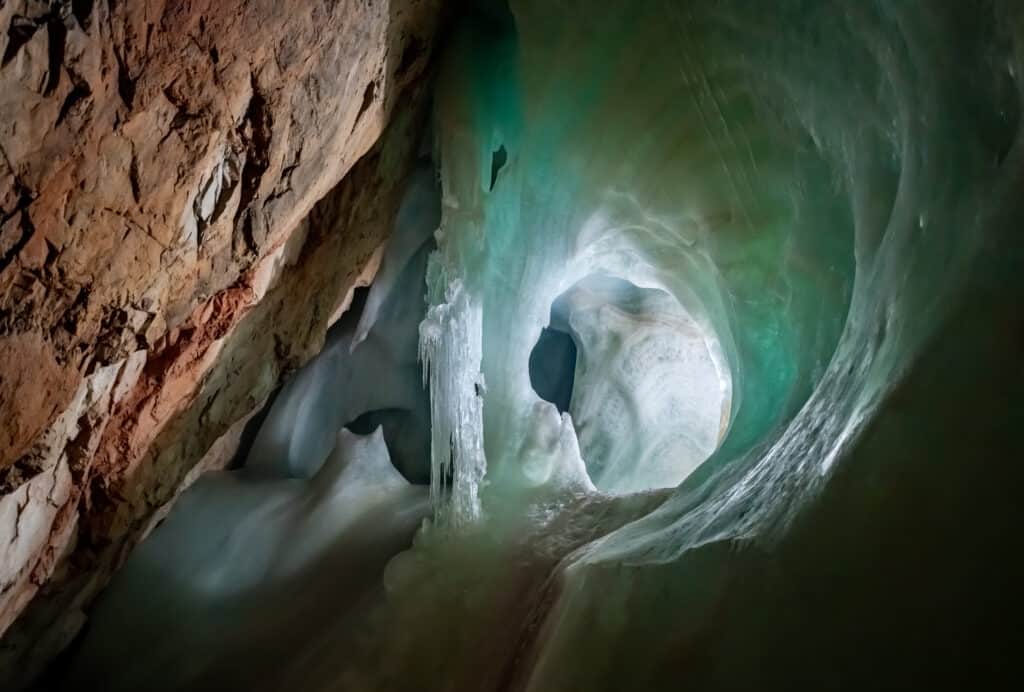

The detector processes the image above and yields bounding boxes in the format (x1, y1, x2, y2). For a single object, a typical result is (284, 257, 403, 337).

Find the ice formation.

(67, 428, 428, 690)
(61, 0, 1023, 689)
(245, 162, 438, 483)
(548, 275, 731, 494)
(63, 160, 441, 689)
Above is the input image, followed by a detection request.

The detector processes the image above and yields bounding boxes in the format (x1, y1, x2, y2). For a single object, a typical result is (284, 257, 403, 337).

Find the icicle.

(419, 275, 487, 525)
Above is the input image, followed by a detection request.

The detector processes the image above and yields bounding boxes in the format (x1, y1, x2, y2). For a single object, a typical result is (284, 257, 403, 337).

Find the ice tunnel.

(528, 274, 732, 494)
(43, 0, 1023, 689)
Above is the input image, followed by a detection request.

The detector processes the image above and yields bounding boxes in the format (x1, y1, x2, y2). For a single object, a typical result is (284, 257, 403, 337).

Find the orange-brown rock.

(0, 0, 441, 685)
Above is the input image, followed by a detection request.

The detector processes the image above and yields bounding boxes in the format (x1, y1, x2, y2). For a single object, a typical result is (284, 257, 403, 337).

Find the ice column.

(419, 275, 487, 524)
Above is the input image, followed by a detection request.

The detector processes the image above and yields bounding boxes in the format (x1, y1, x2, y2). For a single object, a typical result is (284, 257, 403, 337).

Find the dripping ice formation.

(63, 0, 1022, 689)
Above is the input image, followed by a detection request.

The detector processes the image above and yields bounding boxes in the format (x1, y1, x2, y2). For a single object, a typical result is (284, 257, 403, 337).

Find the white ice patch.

(419, 276, 487, 524)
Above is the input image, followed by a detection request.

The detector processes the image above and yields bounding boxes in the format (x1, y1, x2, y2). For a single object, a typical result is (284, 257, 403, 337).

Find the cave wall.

(0, 0, 441, 684)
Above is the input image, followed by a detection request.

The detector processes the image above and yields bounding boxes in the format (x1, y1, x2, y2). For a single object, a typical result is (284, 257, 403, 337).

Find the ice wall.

(425, 0, 856, 517)
(414, 0, 1023, 687)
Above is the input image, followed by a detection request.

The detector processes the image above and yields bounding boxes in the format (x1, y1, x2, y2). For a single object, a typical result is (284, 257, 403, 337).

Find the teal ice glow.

(425, 0, 857, 519)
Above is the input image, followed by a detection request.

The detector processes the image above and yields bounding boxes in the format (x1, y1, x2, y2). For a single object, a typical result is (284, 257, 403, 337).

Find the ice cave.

(1, 0, 1022, 690)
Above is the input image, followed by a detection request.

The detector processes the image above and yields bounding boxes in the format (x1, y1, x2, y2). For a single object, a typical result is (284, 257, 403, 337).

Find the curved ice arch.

(550, 275, 730, 494)
(425, 0, 856, 518)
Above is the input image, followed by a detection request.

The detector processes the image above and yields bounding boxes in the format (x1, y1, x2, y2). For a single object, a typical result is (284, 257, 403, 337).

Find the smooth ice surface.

(66, 429, 428, 690)
(246, 162, 438, 482)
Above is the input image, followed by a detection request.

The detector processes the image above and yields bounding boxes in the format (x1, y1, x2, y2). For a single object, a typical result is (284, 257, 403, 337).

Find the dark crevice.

(529, 326, 577, 414)
(233, 78, 273, 225)
(0, 209, 35, 274)
(43, 16, 66, 96)
(2, 16, 40, 67)
(229, 79, 273, 259)
(236, 211, 259, 257)
(226, 387, 282, 471)
(396, 36, 425, 78)
(160, 99, 196, 146)
(115, 56, 135, 108)
(55, 78, 91, 126)
(71, 0, 95, 31)
(167, 109, 192, 131)
(354, 79, 377, 129)
(128, 150, 141, 204)
(489, 144, 507, 191)
(0, 184, 32, 227)
(327, 285, 370, 337)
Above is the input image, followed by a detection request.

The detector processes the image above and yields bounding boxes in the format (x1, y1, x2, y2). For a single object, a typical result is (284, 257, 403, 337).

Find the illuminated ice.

(549, 275, 730, 494)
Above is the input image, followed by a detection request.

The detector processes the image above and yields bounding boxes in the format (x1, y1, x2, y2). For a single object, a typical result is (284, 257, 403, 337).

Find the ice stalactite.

(419, 277, 487, 523)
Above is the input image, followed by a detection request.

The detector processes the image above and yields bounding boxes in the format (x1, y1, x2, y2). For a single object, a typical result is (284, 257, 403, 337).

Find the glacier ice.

(66, 428, 428, 690)
(245, 161, 438, 482)
(57, 0, 1024, 689)
(61, 158, 441, 690)
(547, 274, 731, 494)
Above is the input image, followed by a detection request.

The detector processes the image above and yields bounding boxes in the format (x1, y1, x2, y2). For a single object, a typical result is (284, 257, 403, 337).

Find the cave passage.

(529, 274, 730, 493)
(528, 327, 575, 414)
(58, 0, 1024, 690)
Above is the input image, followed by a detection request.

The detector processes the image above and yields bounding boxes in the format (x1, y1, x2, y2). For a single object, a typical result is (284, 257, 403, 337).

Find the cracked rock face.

(0, 0, 441, 685)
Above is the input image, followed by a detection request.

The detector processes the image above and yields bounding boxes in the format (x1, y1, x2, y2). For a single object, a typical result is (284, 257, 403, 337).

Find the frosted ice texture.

(551, 275, 730, 494)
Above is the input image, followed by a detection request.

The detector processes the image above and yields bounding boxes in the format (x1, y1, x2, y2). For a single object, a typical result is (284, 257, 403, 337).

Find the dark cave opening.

(528, 326, 577, 414)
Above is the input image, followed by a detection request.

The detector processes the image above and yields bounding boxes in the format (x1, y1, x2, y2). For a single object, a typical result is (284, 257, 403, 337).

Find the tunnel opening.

(528, 327, 577, 414)
(527, 274, 731, 495)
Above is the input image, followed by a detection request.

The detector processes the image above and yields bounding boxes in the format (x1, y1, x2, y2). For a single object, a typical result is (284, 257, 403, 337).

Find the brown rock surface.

(0, 0, 441, 685)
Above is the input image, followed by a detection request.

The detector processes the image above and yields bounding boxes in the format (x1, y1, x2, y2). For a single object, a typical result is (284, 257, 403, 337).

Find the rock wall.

(0, 0, 441, 684)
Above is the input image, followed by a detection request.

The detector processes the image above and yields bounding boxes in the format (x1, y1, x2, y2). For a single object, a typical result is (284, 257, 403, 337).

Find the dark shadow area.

(489, 144, 507, 190)
(227, 286, 373, 473)
(529, 326, 576, 414)
(346, 408, 431, 484)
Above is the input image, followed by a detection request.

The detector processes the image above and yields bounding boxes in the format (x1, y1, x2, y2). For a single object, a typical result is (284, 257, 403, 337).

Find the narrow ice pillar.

(419, 277, 487, 524)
